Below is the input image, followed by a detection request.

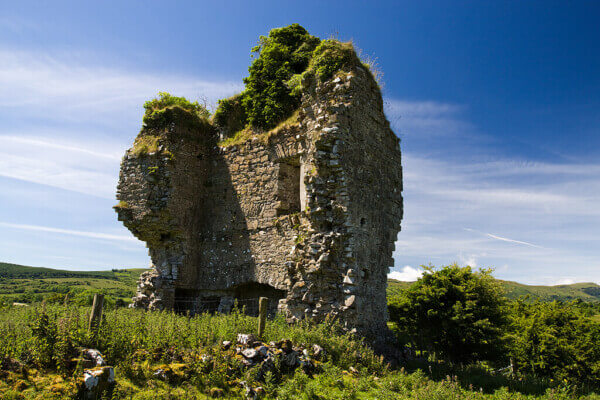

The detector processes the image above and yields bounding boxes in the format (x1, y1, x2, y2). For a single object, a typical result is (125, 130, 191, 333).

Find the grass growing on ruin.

(113, 200, 129, 209)
(131, 134, 160, 157)
(1, 304, 598, 399)
(217, 110, 300, 148)
(143, 92, 210, 122)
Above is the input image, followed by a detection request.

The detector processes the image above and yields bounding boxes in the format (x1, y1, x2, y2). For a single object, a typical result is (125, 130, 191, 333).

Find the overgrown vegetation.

(1, 263, 599, 398)
(141, 92, 211, 132)
(139, 25, 375, 146)
(389, 265, 508, 364)
(388, 264, 600, 391)
(1, 304, 598, 399)
(213, 24, 364, 141)
(241, 24, 319, 130)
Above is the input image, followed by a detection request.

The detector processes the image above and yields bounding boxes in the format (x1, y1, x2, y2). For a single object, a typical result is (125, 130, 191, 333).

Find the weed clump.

(310, 39, 358, 82)
(142, 92, 211, 131)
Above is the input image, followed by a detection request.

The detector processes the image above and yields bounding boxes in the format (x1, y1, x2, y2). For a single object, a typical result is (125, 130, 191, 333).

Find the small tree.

(388, 264, 508, 364)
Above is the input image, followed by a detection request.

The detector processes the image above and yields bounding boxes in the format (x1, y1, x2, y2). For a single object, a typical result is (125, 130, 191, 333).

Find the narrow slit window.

(276, 156, 301, 216)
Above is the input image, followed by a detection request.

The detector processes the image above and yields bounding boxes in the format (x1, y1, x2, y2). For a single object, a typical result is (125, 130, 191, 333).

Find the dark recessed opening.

(160, 233, 171, 241)
(276, 157, 301, 216)
(233, 282, 286, 316)
(360, 218, 366, 226)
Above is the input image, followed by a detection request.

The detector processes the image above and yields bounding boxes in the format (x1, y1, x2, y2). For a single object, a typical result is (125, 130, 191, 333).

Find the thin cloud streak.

(384, 99, 470, 138)
(485, 233, 544, 249)
(0, 135, 122, 160)
(0, 48, 243, 198)
(0, 222, 138, 242)
(464, 228, 545, 249)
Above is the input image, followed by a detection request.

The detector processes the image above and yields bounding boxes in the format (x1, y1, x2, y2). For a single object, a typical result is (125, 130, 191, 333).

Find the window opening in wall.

(276, 155, 301, 216)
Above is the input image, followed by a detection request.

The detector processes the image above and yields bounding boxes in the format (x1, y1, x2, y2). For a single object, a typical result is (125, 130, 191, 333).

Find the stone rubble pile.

(78, 349, 115, 400)
(226, 333, 326, 399)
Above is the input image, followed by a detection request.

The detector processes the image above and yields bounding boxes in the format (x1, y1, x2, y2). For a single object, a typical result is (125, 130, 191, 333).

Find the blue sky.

(1, 1, 599, 284)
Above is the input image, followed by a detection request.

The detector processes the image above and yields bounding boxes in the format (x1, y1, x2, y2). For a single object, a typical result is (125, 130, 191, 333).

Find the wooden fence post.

(258, 297, 268, 337)
(89, 294, 104, 332)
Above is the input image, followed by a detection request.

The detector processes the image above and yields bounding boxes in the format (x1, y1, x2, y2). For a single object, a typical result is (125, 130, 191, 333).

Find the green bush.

(241, 23, 320, 130)
(507, 300, 600, 385)
(212, 25, 366, 135)
(212, 93, 248, 137)
(310, 39, 358, 82)
(388, 264, 509, 364)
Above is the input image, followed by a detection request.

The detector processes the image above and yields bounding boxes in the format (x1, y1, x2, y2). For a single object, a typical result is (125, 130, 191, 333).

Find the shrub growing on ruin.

(241, 23, 320, 130)
(213, 25, 368, 135)
(212, 93, 248, 138)
(142, 92, 211, 130)
(310, 39, 358, 82)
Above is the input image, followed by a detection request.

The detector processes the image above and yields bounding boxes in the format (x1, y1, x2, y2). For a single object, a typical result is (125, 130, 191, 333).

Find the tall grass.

(0, 304, 598, 399)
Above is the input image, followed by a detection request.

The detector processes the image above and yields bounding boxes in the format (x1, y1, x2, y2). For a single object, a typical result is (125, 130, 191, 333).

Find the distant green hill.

(387, 278, 600, 303)
(498, 280, 600, 302)
(2, 262, 599, 305)
(0, 261, 144, 280)
(0, 262, 147, 304)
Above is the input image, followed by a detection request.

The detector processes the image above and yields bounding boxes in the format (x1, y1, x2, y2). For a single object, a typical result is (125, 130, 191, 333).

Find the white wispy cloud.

(0, 134, 119, 198)
(384, 99, 470, 138)
(0, 48, 243, 198)
(0, 48, 243, 123)
(394, 151, 600, 284)
(0, 222, 137, 242)
(384, 98, 599, 283)
(388, 265, 423, 281)
(0, 135, 121, 160)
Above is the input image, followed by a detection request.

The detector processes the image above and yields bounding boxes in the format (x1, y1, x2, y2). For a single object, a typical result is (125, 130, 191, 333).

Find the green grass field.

(0, 262, 147, 304)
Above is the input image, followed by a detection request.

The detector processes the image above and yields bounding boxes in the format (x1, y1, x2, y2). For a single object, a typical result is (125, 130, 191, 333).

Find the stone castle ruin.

(115, 25, 402, 337)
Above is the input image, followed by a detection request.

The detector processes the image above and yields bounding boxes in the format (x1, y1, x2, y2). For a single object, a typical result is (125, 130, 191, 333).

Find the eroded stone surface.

(115, 65, 402, 338)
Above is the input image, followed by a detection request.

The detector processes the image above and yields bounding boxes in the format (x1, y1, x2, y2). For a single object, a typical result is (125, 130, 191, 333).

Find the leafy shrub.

(241, 23, 320, 130)
(388, 264, 508, 364)
(212, 93, 247, 138)
(143, 92, 210, 120)
(212, 25, 368, 136)
(507, 300, 600, 386)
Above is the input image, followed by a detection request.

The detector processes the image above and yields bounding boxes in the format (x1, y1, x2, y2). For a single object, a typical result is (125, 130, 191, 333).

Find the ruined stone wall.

(115, 64, 402, 337)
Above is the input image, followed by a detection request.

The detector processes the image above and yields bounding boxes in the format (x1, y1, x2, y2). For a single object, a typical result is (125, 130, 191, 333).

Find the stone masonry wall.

(115, 64, 402, 338)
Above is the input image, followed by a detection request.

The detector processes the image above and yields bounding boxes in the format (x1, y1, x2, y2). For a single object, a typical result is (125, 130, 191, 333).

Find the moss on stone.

(144, 92, 210, 120)
(113, 200, 130, 209)
(131, 134, 160, 157)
